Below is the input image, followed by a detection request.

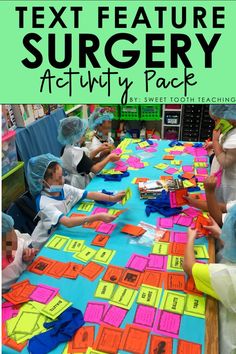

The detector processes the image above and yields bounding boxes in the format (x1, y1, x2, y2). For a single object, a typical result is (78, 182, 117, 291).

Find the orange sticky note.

(135, 177, 150, 184)
(159, 231, 171, 243)
(142, 270, 165, 288)
(160, 175, 173, 181)
(103, 265, 124, 283)
(177, 339, 202, 354)
(120, 324, 150, 354)
(165, 272, 186, 291)
(70, 213, 86, 218)
(62, 262, 84, 279)
(91, 234, 110, 247)
(28, 256, 55, 275)
(68, 326, 95, 353)
(83, 220, 102, 229)
(45, 261, 69, 278)
(184, 275, 203, 296)
(194, 215, 210, 236)
(169, 242, 186, 256)
(79, 261, 105, 281)
(182, 172, 195, 180)
(163, 155, 175, 160)
(93, 325, 124, 354)
(2, 323, 27, 352)
(118, 269, 144, 290)
(149, 334, 173, 354)
(121, 224, 146, 237)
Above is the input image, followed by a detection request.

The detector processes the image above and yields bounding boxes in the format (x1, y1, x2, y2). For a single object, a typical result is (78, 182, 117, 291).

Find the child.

(2, 213, 38, 293)
(88, 107, 115, 159)
(183, 225, 236, 354)
(27, 154, 125, 249)
(209, 105, 236, 203)
(58, 117, 120, 188)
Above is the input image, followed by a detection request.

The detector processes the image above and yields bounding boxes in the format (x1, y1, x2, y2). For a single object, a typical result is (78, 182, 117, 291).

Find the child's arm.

(22, 248, 39, 262)
(86, 190, 125, 203)
(60, 212, 117, 228)
(183, 228, 198, 276)
(91, 153, 120, 174)
(204, 176, 224, 226)
(90, 143, 111, 160)
(212, 130, 236, 168)
(184, 196, 208, 211)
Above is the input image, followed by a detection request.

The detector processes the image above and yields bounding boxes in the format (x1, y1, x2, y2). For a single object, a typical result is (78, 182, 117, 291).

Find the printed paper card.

(79, 262, 105, 281)
(68, 326, 95, 354)
(91, 234, 110, 247)
(121, 187, 132, 205)
(120, 324, 150, 354)
(102, 265, 124, 284)
(29, 284, 59, 304)
(169, 189, 188, 208)
(93, 325, 124, 354)
(177, 339, 202, 354)
(45, 234, 69, 250)
(94, 280, 116, 300)
(137, 285, 162, 308)
(153, 310, 182, 339)
(155, 163, 169, 170)
(171, 160, 182, 166)
(73, 246, 97, 263)
(40, 295, 72, 319)
(149, 335, 173, 354)
(77, 201, 94, 212)
(165, 273, 186, 291)
(160, 290, 186, 314)
(109, 285, 137, 310)
(152, 242, 169, 256)
(194, 245, 209, 259)
(147, 254, 168, 271)
(142, 270, 165, 288)
(167, 256, 184, 272)
(134, 304, 156, 328)
(126, 254, 149, 272)
(101, 305, 127, 328)
(84, 302, 109, 324)
(184, 294, 206, 319)
(64, 239, 85, 253)
(118, 269, 144, 290)
(92, 248, 116, 265)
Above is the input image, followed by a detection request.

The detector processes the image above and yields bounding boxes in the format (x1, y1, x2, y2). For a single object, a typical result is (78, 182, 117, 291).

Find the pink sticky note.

(91, 207, 108, 215)
(175, 215, 193, 227)
(145, 147, 157, 153)
(112, 148, 122, 155)
(126, 254, 149, 272)
(134, 305, 156, 328)
(114, 166, 128, 172)
(158, 217, 174, 229)
(196, 168, 208, 175)
(196, 175, 206, 182)
(29, 284, 59, 304)
(170, 151, 182, 155)
(165, 167, 178, 175)
(115, 161, 127, 167)
(173, 214, 181, 223)
(84, 301, 109, 324)
(183, 207, 200, 218)
(195, 157, 208, 162)
(101, 305, 127, 327)
(2, 302, 19, 322)
(195, 148, 208, 156)
(170, 231, 188, 243)
(153, 310, 182, 338)
(147, 254, 167, 271)
(182, 165, 194, 172)
(96, 222, 117, 234)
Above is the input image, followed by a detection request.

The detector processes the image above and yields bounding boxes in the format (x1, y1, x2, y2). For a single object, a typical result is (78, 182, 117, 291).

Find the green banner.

(0, 1, 235, 104)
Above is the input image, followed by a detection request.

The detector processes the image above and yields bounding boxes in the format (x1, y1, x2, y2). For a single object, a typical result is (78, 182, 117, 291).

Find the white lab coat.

(61, 145, 92, 189)
(2, 230, 31, 293)
(31, 184, 86, 249)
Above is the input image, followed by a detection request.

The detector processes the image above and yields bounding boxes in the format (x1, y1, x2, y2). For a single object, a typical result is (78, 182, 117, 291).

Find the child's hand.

(203, 216, 221, 239)
(204, 176, 217, 193)
(97, 213, 117, 223)
(184, 195, 201, 208)
(111, 191, 126, 202)
(22, 248, 39, 262)
(203, 141, 213, 150)
(212, 129, 221, 142)
(108, 153, 120, 162)
(100, 143, 111, 152)
(187, 228, 198, 240)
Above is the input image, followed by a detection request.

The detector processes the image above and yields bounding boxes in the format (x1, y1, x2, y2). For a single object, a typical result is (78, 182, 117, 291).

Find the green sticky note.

(45, 234, 69, 250)
(167, 256, 184, 272)
(121, 187, 132, 205)
(93, 248, 116, 265)
(77, 201, 94, 212)
(184, 294, 206, 319)
(137, 285, 162, 308)
(94, 280, 116, 300)
(183, 180, 195, 188)
(131, 178, 137, 184)
(73, 246, 97, 263)
(152, 242, 169, 255)
(13, 312, 40, 334)
(109, 285, 137, 310)
(194, 245, 209, 259)
(160, 290, 186, 314)
(123, 149, 133, 153)
(171, 160, 182, 166)
(64, 239, 85, 253)
(198, 182, 205, 190)
(194, 162, 207, 167)
(155, 163, 168, 170)
(108, 208, 120, 215)
(143, 162, 149, 166)
(120, 154, 130, 160)
(139, 141, 150, 148)
(40, 295, 72, 320)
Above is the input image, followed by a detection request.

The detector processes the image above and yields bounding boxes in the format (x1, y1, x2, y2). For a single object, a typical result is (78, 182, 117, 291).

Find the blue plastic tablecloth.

(3, 140, 208, 354)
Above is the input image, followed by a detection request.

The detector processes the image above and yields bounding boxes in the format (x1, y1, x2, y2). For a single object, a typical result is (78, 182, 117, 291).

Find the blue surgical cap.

(209, 105, 236, 121)
(57, 117, 88, 145)
(88, 107, 114, 130)
(220, 204, 236, 262)
(27, 153, 62, 196)
(2, 213, 14, 235)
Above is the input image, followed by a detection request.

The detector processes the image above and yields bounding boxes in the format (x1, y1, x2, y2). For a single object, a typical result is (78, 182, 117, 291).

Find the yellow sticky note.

(171, 160, 182, 166)
(109, 285, 137, 310)
(120, 154, 130, 160)
(183, 180, 194, 188)
(152, 242, 169, 255)
(139, 141, 150, 148)
(93, 248, 116, 265)
(40, 295, 72, 319)
(155, 163, 168, 170)
(184, 294, 206, 319)
(73, 246, 97, 263)
(94, 280, 116, 300)
(143, 162, 149, 166)
(160, 290, 186, 314)
(137, 285, 162, 308)
(64, 239, 85, 253)
(121, 187, 132, 205)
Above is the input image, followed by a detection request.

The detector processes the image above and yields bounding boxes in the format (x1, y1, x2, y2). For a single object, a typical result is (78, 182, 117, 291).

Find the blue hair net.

(220, 204, 236, 262)
(27, 153, 62, 196)
(57, 117, 88, 145)
(2, 213, 14, 235)
(209, 105, 236, 121)
(88, 107, 114, 130)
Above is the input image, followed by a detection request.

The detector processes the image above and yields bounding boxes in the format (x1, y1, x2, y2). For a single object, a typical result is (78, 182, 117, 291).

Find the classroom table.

(3, 139, 218, 354)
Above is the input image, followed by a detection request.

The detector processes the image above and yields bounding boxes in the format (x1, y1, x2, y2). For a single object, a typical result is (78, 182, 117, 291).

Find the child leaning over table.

(58, 117, 120, 189)
(183, 218, 236, 354)
(2, 213, 39, 293)
(27, 153, 125, 250)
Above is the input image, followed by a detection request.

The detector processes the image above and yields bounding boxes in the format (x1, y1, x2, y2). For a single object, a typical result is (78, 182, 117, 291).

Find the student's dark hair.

(44, 162, 60, 180)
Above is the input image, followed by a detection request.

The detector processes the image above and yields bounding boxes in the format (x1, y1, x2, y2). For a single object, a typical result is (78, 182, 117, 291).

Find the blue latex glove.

(144, 191, 182, 217)
(97, 171, 130, 182)
(28, 307, 84, 354)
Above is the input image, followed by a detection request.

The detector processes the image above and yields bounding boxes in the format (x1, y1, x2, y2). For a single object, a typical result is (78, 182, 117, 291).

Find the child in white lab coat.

(183, 205, 236, 354)
(58, 117, 120, 189)
(2, 213, 38, 293)
(88, 107, 115, 159)
(27, 154, 125, 249)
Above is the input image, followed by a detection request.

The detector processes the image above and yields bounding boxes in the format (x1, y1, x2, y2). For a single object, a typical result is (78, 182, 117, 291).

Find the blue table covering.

(3, 139, 209, 354)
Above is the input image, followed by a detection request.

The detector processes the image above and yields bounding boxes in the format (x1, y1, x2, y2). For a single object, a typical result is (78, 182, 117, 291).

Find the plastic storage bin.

(2, 130, 18, 175)
(120, 105, 140, 120)
(2, 162, 25, 210)
(140, 105, 162, 120)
